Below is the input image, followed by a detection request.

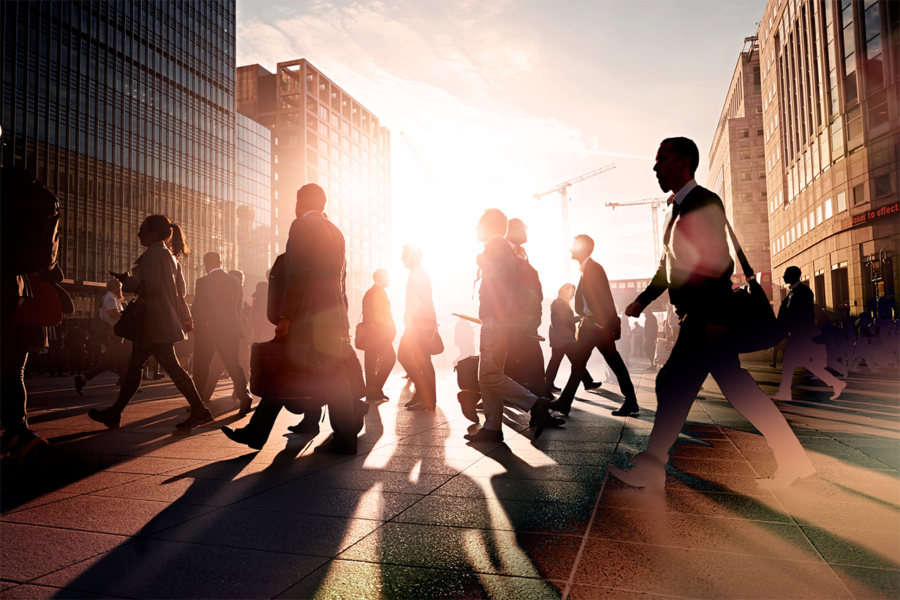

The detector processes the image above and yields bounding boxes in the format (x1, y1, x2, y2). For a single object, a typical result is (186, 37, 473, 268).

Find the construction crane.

(533, 163, 616, 282)
(400, 131, 447, 202)
(605, 197, 668, 266)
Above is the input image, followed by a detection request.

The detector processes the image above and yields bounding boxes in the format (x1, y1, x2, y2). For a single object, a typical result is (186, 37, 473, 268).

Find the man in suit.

(463, 209, 563, 443)
(190, 252, 253, 415)
(613, 137, 813, 490)
(221, 184, 362, 455)
(556, 234, 639, 417)
(771, 266, 846, 401)
(361, 268, 396, 404)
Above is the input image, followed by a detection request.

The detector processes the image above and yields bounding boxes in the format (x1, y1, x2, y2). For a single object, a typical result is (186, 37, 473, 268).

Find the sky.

(236, 0, 767, 314)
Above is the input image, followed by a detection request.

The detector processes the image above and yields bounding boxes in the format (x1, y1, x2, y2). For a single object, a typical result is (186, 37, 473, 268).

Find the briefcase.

(250, 340, 321, 399)
(455, 355, 480, 392)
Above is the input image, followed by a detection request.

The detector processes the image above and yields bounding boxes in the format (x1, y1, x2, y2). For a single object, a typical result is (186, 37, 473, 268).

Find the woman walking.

(398, 245, 437, 411)
(545, 283, 599, 395)
(88, 215, 212, 430)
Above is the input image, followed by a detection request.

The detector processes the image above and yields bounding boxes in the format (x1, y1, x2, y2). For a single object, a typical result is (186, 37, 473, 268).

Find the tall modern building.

(236, 59, 392, 314)
(0, 0, 237, 317)
(759, 0, 899, 318)
(235, 113, 273, 293)
(707, 36, 774, 296)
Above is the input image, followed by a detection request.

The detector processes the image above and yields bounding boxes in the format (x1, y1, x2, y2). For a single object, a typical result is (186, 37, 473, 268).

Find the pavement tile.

(588, 506, 822, 561)
(52, 471, 149, 495)
(0, 492, 77, 516)
(0, 583, 121, 599)
(433, 475, 605, 504)
(0, 523, 125, 583)
(33, 538, 325, 599)
(2, 495, 216, 537)
(276, 559, 564, 599)
(574, 538, 852, 599)
(567, 584, 686, 599)
(234, 485, 423, 521)
(600, 484, 791, 522)
(801, 525, 900, 570)
(331, 454, 481, 475)
(339, 521, 581, 580)
(89, 473, 284, 507)
(99, 456, 205, 475)
(298, 469, 454, 495)
(151, 507, 381, 556)
(462, 461, 606, 482)
(393, 494, 595, 535)
(773, 495, 900, 531)
(828, 564, 900, 600)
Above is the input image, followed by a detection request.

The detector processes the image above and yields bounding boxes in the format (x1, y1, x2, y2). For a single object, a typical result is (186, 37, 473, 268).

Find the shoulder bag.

(724, 219, 779, 353)
(354, 313, 371, 351)
(249, 339, 321, 399)
(114, 282, 146, 342)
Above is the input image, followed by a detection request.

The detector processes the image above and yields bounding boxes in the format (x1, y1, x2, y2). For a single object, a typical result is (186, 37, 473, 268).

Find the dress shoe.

(221, 425, 265, 450)
(756, 462, 816, 489)
(404, 399, 422, 410)
(407, 402, 435, 412)
(548, 399, 570, 416)
(176, 409, 214, 430)
(584, 381, 602, 391)
(608, 455, 665, 489)
(287, 419, 320, 435)
(88, 408, 120, 429)
(611, 401, 640, 417)
(365, 396, 389, 405)
(464, 428, 503, 443)
(238, 396, 254, 417)
(313, 440, 357, 455)
(530, 397, 565, 439)
(830, 380, 847, 400)
(74, 376, 86, 396)
(457, 391, 480, 424)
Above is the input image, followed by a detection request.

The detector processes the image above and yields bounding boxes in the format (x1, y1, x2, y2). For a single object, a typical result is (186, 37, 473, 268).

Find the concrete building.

(708, 36, 774, 296)
(759, 0, 899, 318)
(0, 0, 238, 317)
(235, 113, 274, 293)
(236, 59, 392, 314)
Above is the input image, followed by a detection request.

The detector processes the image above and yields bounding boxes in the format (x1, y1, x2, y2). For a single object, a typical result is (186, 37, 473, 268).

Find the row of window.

(774, 190, 847, 255)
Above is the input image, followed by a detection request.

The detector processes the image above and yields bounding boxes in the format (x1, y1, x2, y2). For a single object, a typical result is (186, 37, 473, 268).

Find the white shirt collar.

(672, 179, 698, 205)
(303, 210, 322, 218)
(579, 257, 591, 272)
(209, 267, 223, 274)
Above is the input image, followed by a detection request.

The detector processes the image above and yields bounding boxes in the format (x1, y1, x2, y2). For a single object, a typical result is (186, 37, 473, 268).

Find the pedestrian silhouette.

(545, 283, 599, 395)
(397, 245, 438, 412)
(360, 268, 397, 404)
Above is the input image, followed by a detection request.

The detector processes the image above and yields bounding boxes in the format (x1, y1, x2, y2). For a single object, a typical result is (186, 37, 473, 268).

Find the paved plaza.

(1, 357, 898, 599)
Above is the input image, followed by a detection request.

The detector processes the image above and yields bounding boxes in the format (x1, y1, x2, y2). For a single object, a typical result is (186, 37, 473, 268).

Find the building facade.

(235, 113, 273, 293)
(236, 59, 392, 314)
(759, 0, 899, 318)
(0, 0, 237, 317)
(708, 36, 774, 295)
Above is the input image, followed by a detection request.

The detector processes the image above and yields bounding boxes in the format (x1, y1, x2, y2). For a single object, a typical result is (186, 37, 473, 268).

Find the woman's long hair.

(142, 214, 190, 258)
(557, 283, 575, 301)
(168, 223, 191, 258)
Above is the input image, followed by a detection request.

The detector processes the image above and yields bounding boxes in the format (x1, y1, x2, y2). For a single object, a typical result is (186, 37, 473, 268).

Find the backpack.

(509, 253, 543, 330)
(1, 167, 60, 276)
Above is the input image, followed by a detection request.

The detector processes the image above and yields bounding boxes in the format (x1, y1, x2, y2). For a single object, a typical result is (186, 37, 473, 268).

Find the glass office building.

(0, 0, 237, 317)
(759, 0, 899, 318)
(236, 59, 392, 315)
(235, 113, 273, 291)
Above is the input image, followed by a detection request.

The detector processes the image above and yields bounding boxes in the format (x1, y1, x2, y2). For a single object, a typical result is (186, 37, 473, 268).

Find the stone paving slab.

(2, 360, 898, 599)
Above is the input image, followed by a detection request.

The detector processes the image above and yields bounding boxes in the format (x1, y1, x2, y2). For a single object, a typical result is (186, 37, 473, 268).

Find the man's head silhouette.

(783, 266, 802, 286)
(655, 137, 698, 194)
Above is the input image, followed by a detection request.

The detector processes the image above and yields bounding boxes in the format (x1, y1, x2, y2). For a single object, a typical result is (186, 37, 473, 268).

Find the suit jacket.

(575, 257, 619, 332)
(478, 236, 516, 322)
(776, 283, 819, 338)
(191, 269, 243, 342)
(362, 283, 395, 332)
(277, 211, 349, 344)
(123, 242, 186, 346)
(635, 185, 734, 323)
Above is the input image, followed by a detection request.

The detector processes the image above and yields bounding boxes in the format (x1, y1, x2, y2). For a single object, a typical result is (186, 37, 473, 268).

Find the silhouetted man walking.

(771, 266, 846, 401)
(556, 234, 639, 417)
(362, 268, 397, 404)
(191, 252, 253, 416)
(613, 137, 813, 490)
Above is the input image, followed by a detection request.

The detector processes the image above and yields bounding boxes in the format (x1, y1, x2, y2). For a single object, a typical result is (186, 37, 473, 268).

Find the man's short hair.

(373, 268, 389, 282)
(574, 234, 595, 255)
(784, 266, 802, 282)
(106, 278, 120, 292)
(297, 183, 327, 211)
(479, 209, 508, 236)
(402, 245, 423, 265)
(204, 251, 221, 265)
(661, 136, 700, 176)
(507, 218, 526, 232)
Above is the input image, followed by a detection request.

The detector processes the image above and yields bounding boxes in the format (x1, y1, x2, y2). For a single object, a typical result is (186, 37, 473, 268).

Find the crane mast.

(534, 163, 616, 282)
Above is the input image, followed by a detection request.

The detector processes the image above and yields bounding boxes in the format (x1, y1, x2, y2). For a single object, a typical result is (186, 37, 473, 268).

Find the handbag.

(249, 340, 321, 399)
(354, 313, 371, 351)
(12, 274, 63, 327)
(724, 219, 779, 353)
(429, 328, 444, 355)
(114, 284, 147, 342)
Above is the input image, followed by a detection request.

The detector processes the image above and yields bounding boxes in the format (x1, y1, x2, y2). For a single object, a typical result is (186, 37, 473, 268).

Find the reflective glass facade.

(1, 0, 236, 316)
(236, 59, 392, 314)
(235, 113, 273, 289)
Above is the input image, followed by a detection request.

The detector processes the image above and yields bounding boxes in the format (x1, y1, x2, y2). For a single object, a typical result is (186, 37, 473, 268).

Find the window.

(825, 197, 834, 219)
(816, 205, 823, 224)
(840, 0, 858, 105)
(739, 129, 749, 138)
(809, 212, 815, 230)
(836, 190, 847, 212)
(874, 174, 892, 198)
(741, 172, 752, 181)
(741, 192, 753, 202)
(853, 183, 866, 205)
(756, 147, 765, 158)
(739, 150, 751, 160)
(802, 218, 808, 234)
(756, 128, 764, 136)
(863, 0, 884, 92)
(759, 170, 766, 179)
